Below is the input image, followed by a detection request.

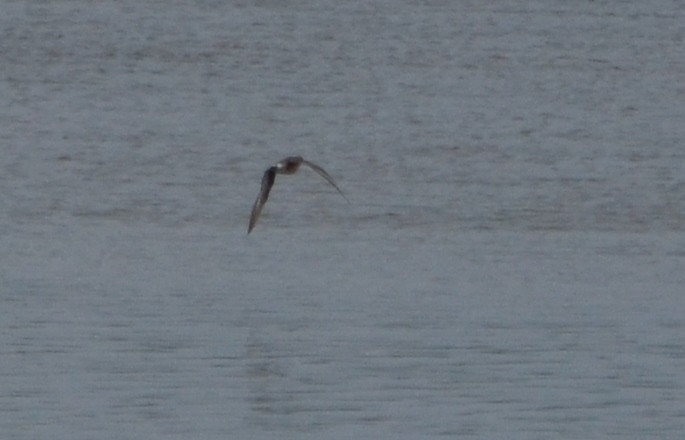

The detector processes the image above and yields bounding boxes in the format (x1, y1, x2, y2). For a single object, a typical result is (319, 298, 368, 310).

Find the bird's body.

(247, 156, 348, 234)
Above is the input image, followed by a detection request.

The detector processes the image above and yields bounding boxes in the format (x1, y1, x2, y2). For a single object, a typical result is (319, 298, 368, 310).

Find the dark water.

(2, 1, 684, 438)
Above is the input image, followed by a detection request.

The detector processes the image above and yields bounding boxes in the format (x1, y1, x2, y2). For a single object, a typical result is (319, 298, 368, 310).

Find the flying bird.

(248, 156, 348, 234)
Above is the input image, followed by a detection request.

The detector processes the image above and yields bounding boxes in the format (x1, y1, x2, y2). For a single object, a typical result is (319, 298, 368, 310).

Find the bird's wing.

(248, 167, 276, 233)
(301, 159, 349, 202)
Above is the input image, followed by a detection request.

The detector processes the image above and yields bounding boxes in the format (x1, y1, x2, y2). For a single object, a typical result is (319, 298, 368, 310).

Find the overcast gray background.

(2, 1, 684, 439)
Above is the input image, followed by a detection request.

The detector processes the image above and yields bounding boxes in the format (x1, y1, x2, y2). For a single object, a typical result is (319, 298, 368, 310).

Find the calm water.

(2, 1, 684, 439)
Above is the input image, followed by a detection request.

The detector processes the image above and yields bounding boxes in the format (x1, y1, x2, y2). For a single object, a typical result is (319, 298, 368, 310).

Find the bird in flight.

(248, 156, 348, 234)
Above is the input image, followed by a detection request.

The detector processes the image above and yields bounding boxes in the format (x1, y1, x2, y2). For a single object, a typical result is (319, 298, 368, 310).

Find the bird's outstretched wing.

(248, 167, 276, 234)
(301, 159, 349, 202)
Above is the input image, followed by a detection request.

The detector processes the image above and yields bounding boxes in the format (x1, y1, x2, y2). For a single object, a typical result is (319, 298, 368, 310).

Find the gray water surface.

(2, 1, 684, 439)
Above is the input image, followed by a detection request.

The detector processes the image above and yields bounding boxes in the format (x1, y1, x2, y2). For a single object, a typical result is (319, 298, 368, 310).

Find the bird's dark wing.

(248, 167, 276, 233)
(301, 159, 349, 202)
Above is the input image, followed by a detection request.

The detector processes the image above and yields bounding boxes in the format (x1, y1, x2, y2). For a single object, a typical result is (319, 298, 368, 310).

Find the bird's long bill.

(248, 167, 276, 233)
(302, 160, 349, 202)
